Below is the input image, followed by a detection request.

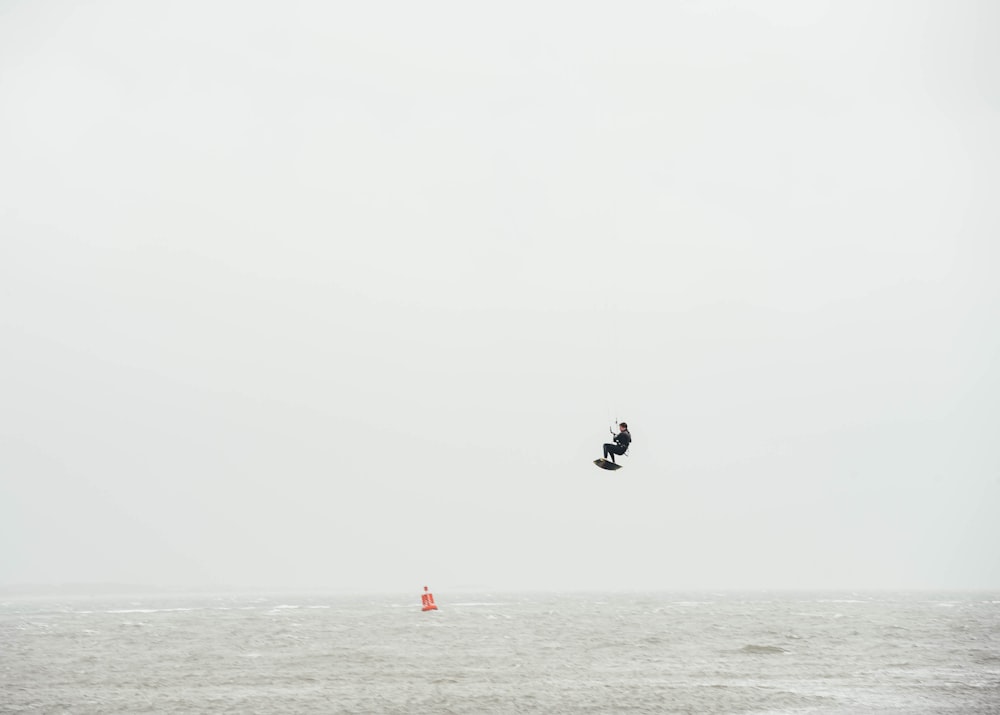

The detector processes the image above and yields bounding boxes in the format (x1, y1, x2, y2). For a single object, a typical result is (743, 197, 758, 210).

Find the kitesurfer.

(603, 422, 631, 464)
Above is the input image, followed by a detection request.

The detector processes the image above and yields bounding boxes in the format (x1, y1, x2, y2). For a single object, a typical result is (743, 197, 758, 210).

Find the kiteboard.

(594, 458, 622, 471)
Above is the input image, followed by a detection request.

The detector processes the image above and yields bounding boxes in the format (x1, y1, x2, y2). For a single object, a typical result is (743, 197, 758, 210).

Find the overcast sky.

(1, 0, 998, 594)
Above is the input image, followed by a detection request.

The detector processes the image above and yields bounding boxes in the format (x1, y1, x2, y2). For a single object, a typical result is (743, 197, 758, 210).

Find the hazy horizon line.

(3, 583, 998, 598)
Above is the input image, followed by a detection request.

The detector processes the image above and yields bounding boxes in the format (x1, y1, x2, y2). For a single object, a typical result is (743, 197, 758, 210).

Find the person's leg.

(610, 444, 625, 463)
(604, 443, 623, 463)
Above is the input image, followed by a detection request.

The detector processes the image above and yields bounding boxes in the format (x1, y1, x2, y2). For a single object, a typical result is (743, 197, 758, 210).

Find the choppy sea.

(2, 591, 998, 714)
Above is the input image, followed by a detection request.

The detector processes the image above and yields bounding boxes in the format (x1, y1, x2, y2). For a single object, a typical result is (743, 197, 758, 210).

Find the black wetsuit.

(603, 429, 631, 463)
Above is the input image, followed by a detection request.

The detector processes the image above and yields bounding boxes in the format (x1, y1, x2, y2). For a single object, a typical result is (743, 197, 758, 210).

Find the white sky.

(1, 0, 998, 593)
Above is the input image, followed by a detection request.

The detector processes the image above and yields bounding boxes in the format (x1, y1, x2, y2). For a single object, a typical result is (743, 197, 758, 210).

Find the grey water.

(2, 592, 998, 714)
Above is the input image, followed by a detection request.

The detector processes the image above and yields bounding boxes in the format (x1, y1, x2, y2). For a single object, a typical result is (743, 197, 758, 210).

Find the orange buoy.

(421, 586, 438, 612)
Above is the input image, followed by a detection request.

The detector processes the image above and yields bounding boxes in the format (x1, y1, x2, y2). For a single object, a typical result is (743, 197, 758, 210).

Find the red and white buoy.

(421, 585, 438, 612)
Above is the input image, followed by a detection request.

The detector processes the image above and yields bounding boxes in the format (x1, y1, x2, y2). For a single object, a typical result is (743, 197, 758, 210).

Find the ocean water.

(1, 591, 997, 714)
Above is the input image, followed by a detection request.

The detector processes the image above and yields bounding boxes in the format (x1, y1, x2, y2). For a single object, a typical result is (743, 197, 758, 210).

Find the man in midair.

(603, 422, 631, 464)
